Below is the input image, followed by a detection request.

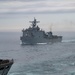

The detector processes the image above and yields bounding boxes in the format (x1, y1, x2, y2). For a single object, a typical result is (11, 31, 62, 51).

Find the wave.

(62, 39, 75, 43)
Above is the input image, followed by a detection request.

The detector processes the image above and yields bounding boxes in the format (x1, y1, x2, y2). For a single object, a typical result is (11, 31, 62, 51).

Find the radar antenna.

(29, 17, 40, 27)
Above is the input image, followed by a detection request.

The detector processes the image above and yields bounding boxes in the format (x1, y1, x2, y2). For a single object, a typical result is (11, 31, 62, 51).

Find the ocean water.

(0, 32, 75, 75)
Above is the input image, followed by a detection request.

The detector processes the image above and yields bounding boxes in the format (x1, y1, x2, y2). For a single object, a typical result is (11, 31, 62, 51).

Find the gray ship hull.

(21, 36, 62, 45)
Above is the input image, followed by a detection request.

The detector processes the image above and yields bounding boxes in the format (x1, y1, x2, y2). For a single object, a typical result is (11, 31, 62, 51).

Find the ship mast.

(29, 17, 40, 28)
(50, 24, 53, 32)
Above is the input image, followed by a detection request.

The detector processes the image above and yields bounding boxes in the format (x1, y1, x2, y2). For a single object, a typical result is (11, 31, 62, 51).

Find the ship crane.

(29, 18, 40, 28)
(50, 24, 53, 32)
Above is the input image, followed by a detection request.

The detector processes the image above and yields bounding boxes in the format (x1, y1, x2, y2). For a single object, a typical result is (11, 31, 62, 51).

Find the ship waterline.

(21, 36, 62, 44)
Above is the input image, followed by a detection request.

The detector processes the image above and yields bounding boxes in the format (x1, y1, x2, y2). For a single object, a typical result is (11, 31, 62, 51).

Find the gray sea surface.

(0, 32, 75, 75)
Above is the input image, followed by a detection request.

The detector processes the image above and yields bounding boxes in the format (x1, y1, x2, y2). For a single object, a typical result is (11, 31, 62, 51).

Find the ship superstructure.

(20, 18, 62, 44)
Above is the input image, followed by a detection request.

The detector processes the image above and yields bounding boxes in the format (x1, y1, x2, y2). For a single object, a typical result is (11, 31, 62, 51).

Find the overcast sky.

(0, 0, 75, 32)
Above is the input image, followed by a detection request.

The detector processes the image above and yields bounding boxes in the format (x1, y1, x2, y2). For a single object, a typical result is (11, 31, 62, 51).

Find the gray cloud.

(0, 0, 75, 16)
(0, 0, 45, 2)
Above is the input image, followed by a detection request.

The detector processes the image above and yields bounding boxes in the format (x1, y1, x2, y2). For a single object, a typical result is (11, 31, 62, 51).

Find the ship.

(0, 59, 13, 75)
(20, 18, 62, 44)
